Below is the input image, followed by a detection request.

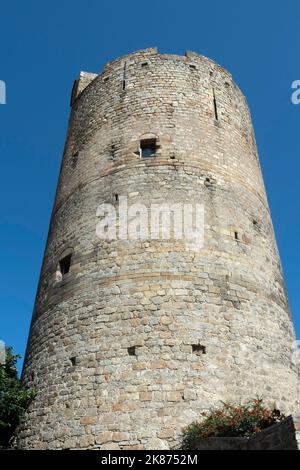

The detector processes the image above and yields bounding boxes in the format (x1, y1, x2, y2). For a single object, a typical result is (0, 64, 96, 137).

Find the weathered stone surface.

(16, 48, 299, 450)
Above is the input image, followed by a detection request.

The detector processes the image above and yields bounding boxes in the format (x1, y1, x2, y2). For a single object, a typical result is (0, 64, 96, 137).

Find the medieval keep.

(17, 48, 299, 449)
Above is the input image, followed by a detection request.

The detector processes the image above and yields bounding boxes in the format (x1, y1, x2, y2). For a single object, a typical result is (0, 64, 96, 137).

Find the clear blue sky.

(1, 1, 299, 372)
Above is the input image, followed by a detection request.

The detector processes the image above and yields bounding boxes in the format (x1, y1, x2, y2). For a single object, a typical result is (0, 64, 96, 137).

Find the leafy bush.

(181, 398, 285, 450)
(0, 347, 35, 449)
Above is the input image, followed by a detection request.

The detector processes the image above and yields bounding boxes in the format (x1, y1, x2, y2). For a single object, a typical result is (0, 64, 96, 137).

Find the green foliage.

(181, 398, 285, 450)
(0, 347, 35, 449)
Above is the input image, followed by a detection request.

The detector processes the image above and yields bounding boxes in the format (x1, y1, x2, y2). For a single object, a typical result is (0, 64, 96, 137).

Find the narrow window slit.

(234, 231, 239, 240)
(122, 61, 127, 91)
(213, 88, 219, 120)
(114, 194, 119, 202)
(71, 152, 78, 169)
(109, 144, 115, 160)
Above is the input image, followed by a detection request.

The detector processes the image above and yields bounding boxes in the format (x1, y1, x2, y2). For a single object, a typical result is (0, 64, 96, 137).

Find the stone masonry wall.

(189, 416, 299, 450)
(17, 48, 300, 450)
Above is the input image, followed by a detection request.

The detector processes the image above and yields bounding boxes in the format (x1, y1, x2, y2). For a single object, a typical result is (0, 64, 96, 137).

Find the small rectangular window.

(140, 139, 156, 158)
(127, 346, 136, 356)
(59, 254, 72, 275)
(192, 344, 206, 354)
(70, 356, 77, 366)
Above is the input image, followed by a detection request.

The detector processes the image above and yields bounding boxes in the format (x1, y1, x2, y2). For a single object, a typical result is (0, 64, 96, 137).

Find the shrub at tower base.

(0, 347, 35, 449)
(180, 398, 286, 450)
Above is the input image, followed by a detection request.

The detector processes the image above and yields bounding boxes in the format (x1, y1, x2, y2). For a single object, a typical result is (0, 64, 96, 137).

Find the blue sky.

(0, 1, 299, 372)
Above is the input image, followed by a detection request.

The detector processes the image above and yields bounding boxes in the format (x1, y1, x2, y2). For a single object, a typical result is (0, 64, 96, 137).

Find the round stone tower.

(18, 48, 299, 450)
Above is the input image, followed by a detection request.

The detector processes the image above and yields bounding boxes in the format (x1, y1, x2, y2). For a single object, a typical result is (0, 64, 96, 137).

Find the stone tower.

(18, 48, 299, 450)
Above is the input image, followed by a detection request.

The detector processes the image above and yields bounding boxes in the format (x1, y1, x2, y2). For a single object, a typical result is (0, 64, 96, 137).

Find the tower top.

(70, 47, 239, 107)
